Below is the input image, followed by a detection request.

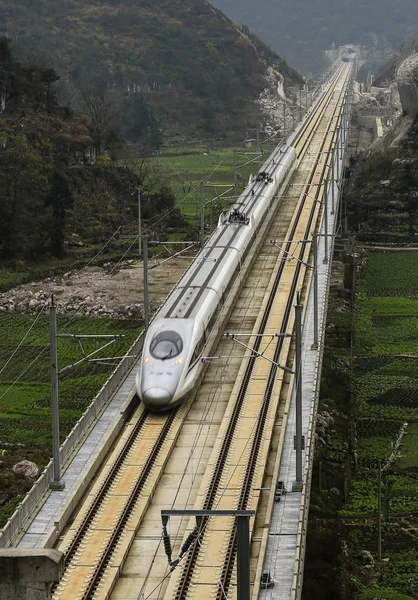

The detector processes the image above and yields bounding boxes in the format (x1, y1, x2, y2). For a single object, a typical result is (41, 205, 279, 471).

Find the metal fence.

(290, 135, 348, 599)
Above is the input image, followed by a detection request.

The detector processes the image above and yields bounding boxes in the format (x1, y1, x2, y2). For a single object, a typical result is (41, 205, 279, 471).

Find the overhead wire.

(140, 235, 279, 600)
(0, 300, 49, 378)
(139, 82, 343, 598)
(0, 226, 126, 400)
(139, 240, 274, 599)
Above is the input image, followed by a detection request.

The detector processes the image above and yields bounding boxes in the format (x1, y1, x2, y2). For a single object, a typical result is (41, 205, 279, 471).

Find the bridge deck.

(260, 174, 341, 599)
(13, 64, 351, 600)
(18, 371, 138, 548)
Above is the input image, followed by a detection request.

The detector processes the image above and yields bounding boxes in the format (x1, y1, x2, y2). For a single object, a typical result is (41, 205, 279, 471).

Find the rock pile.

(12, 460, 39, 480)
(0, 288, 160, 319)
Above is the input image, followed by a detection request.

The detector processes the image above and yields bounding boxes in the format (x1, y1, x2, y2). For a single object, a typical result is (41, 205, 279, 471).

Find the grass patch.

(370, 297, 418, 317)
(0, 233, 174, 518)
(0, 312, 141, 520)
(396, 423, 418, 469)
(360, 588, 414, 600)
(363, 252, 418, 298)
(147, 144, 275, 218)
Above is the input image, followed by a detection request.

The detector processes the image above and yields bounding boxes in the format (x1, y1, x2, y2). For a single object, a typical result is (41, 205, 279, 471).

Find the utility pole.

(331, 145, 336, 215)
(137, 185, 142, 258)
(143, 235, 149, 332)
(378, 460, 382, 561)
(49, 296, 65, 491)
(283, 101, 287, 141)
(293, 292, 303, 491)
(299, 86, 302, 121)
(336, 126, 340, 184)
(233, 150, 238, 198)
(312, 234, 318, 350)
(161, 510, 255, 600)
(200, 181, 205, 250)
(323, 177, 329, 264)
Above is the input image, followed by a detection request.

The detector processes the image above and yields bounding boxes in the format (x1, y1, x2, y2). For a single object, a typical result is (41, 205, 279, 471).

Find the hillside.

(0, 39, 182, 263)
(0, 0, 301, 145)
(210, 0, 418, 74)
(375, 33, 418, 86)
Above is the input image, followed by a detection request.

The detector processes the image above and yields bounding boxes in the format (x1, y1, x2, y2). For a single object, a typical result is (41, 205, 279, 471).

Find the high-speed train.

(136, 144, 297, 411)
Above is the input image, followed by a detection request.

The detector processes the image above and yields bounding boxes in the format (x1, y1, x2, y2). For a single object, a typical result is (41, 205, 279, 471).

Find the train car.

(136, 144, 297, 411)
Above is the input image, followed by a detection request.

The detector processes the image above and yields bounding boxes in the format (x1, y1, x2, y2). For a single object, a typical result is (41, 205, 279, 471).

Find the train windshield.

(150, 331, 183, 360)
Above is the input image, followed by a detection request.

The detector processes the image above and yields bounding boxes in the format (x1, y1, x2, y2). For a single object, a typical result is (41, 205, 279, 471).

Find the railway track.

(159, 65, 352, 600)
(53, 64, 352, 600)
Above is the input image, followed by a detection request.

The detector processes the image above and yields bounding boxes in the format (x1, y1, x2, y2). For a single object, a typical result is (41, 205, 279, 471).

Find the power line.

(0, 226, 128, 400)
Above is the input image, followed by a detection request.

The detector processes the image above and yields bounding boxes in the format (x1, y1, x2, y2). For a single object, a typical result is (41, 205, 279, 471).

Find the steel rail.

(52, 408, 177, 599)
(291, 64, 346, 160)
(52, 65, 350, 600)
(215, 67, 351, 600)
(172, 66, 351, 600)
(79, 410, 178, 599)
(215, 67, 352, 600)
(216, 76, 352, 600)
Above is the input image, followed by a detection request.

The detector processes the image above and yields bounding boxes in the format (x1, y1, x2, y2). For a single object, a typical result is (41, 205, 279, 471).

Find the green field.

(0, 141, 280, 295)
(309, 250, 418, 599)
(343, 251, 418, 599)
(147, 141, 278, 219)
(362, 252, 418, 298)
(348, 253, 418, 505)
(0, 312, 141, 524)
(0, 312, 141, 446)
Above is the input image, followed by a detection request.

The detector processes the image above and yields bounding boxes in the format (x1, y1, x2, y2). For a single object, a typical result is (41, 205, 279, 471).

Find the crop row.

(0, 313, 141, 449)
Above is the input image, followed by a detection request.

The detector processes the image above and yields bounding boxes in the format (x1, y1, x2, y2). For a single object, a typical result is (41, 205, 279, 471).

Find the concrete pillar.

(0, 549, 63, 600)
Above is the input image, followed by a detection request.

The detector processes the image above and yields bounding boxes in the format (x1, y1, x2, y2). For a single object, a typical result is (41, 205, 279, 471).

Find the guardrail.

(290, 254, 331, 599)
(290, 116, 349, 598)
(0, 66, 344, 552)
(0, 331, 144, 548)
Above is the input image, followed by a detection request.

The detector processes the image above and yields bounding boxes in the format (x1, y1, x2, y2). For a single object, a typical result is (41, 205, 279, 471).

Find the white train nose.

(142, 387, 172, 406)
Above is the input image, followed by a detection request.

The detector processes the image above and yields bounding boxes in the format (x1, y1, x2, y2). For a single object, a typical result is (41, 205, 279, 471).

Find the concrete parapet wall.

(43, 391, 138, 548)
(398, 84, 418, 118)
(358, 115, 384, 139)
(0, 549, 63, 599)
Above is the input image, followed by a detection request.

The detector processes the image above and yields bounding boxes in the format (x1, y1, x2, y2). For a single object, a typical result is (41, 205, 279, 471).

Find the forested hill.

(0, 0, 301, 145)
(210, 0, 418, 74)
(0, 40, 162, 262)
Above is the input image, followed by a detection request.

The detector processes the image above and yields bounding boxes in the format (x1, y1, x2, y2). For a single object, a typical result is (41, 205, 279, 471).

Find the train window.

(150, 331, 183, 360)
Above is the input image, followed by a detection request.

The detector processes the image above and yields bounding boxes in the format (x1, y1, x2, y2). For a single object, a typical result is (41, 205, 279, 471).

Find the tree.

(45, 171, 74, 258)
(0, 37, 12, 113)
(141, 184, 176, 220)
(0, 134, 52, 258)
(40, 68, 60, 113)
(125, 94, 162, 151)
(80, 88, 115, 153)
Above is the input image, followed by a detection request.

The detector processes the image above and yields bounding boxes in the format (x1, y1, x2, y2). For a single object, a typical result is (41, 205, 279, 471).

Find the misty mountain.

(0, 0, 301, 145)
(210, 0, 418, 74)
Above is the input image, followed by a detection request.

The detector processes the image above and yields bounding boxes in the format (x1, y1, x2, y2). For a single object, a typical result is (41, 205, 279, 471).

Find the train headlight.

(177, 357, 183, 364)
(144, 356, 150, 363)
